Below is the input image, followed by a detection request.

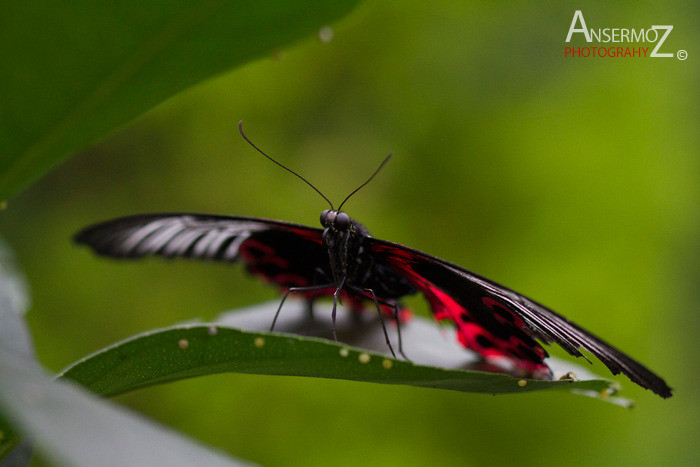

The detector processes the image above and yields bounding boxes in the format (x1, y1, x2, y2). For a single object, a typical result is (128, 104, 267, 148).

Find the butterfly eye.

(335, 212, 350, 230)
(320, 210, 331, 227)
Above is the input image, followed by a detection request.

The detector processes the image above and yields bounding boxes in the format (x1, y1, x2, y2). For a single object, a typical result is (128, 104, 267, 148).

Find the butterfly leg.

(331, 275, 347, 342)
(272, 282, 336, 332)
(388, 300, 409, 361)
(353, 286, 397, 359)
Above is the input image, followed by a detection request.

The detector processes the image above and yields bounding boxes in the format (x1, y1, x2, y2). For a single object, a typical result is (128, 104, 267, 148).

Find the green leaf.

(0, 0, 360, 200)
(0, 238, 36, 462)
(0, 240, 250, 465)
(59, 301, 633, 407)
(0, 239, 33, 361)
(0, 348, 251, 467)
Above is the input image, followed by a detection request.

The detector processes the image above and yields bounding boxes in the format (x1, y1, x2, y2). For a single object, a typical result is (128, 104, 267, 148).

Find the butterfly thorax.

(320, 210, 415, 299)
(320, 210, 368, 282)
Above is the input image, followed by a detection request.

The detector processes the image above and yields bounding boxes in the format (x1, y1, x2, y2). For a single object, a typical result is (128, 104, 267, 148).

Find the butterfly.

(74, 122, 672, 398)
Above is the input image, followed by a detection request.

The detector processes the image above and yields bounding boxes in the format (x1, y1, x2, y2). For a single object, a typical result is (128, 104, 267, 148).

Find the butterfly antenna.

(238, 121, 333, 210)
(337, 153, 391, 211)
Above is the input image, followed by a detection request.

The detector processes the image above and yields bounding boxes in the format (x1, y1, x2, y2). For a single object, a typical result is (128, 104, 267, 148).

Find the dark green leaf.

(0, 0, 360, 200)
(59, 301, 633, 407)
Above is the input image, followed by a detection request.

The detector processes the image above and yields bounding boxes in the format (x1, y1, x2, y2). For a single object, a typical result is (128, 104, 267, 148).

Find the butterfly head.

(320, 210, 351, 232)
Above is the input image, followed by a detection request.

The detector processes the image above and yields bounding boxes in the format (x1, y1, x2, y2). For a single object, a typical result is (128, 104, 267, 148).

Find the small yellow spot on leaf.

(318, 26, 334, 43)
(382, 358, 393, 369)
(178, 339, 189, 349)
(0, 200, 7, 210)
(358, 353, 371, 364)
(254, 337, 265, 348)
(517, 379, 527, 387)
(339, 348, 350, 358)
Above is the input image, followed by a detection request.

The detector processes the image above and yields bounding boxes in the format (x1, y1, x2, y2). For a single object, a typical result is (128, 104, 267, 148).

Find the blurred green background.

(2, 1, 698, 465)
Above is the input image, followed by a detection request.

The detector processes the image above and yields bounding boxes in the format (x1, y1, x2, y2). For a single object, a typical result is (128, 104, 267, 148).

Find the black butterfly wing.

(74, 213, 330, 290)
(368, 238, 672, 398)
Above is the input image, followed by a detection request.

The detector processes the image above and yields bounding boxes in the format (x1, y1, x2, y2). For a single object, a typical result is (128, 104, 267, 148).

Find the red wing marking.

(236, 227, 325, 290)
(239, 239, 291, 269)
(373, 244, 550, 376)
(239, 228, 410, 320)
(280, 226, 324, 244)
